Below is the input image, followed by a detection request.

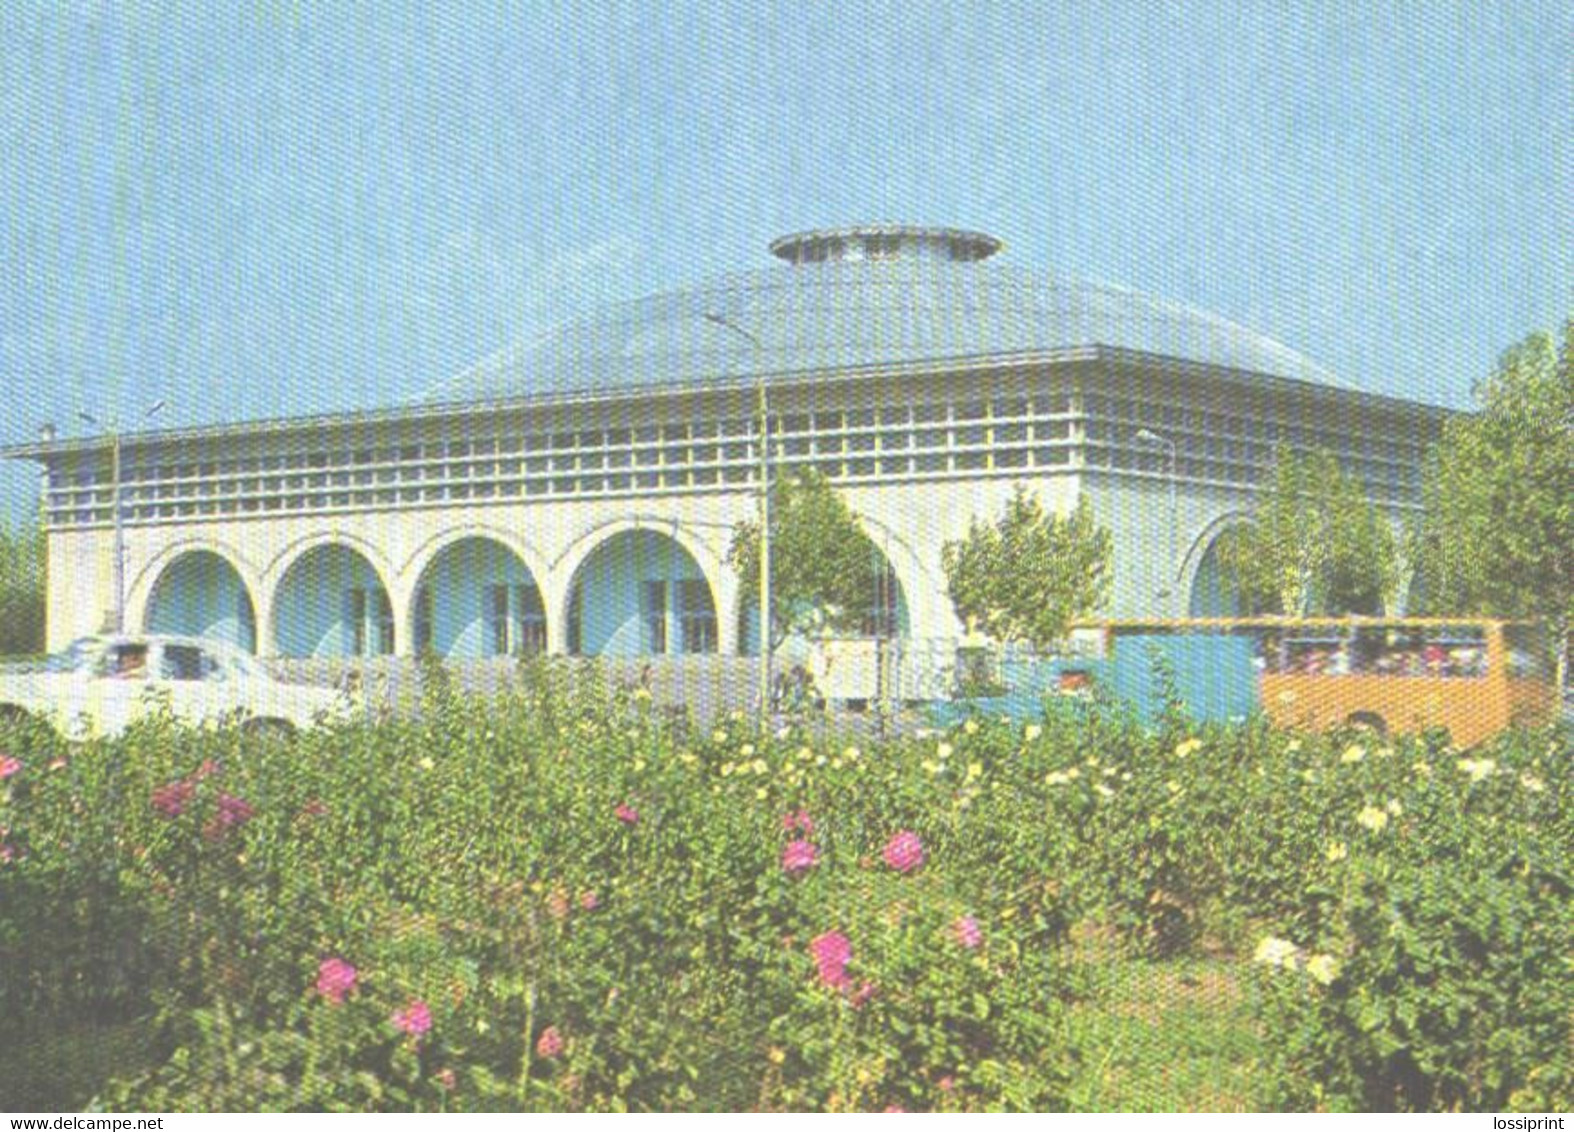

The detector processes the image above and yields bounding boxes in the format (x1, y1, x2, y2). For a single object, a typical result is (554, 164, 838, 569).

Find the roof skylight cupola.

(769, 224, 1002, 266)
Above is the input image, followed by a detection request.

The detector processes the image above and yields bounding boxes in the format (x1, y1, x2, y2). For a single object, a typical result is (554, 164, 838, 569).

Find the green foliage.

(728, 469, 888, 646)
(1218, 448, 1400, 617)
(0, 518, 46, 656)
(941, 489, 1112, 650)
(1, 680, 1568, 1111)
(1410, 321, 1574, 680)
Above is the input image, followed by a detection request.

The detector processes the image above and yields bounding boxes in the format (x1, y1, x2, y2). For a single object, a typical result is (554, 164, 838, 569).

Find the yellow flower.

(1457, 757, 1496, 783)
(1520, 773, 1546, 793)
(922, 760, 942, 776)
(1045, 771, 1071, 786)
(1024, 724, 1042, 742)
(937, 742, 954, 760)
(751, 758, 768, 776)
(755, 787, 767, 801)
(633, 758, 646, 773)
(1166, 780, 1182, 795)
(740, 743, 755, 758)
(1095, 783, 1115, 799)
(963, 719, 979, 735)
(1325, 841, 1348, 863)
(712, 730, 728, 744)
(1306, 954, 1341, 986)
(966, 762, 983, 782)
(1285, 738, 1302, 753)
(1066, 766, 1081, 780)
(767, 1047, 786, 1066)
(1174, 738, 1203, 758)
(843, 745, 860, 761)
(1385, 799, 1403, 816)
(719, 762, 734, 777)
(1340, 744, 1365, 764)
(1357, 805, 1389, 832)
(418, 756, 435, 771)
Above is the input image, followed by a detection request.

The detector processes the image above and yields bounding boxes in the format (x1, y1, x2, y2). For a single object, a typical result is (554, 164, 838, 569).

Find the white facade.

(12, 227, 1445, 661)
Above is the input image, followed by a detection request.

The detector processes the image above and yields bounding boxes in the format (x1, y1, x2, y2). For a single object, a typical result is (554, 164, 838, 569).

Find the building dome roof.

(423, 225, 1353, 405)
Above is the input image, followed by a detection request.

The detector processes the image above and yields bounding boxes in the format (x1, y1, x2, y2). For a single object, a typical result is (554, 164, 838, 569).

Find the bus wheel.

(1347, 712, 1387, 738)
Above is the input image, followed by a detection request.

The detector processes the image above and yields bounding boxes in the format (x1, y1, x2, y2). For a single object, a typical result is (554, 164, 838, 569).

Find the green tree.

(728, 469, 888, 648)
(0, 517, 46, 656)
(1218, 448, 1400, 617)
(1411, 321, 1574, 682)
(940, 488, 1112, 650)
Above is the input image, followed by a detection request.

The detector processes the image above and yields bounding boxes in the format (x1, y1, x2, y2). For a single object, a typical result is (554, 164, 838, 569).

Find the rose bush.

(0, 660, 1567, 1111)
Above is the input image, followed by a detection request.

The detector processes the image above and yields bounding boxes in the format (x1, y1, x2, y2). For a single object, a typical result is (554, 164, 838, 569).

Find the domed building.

(9, 225, 1445, 685)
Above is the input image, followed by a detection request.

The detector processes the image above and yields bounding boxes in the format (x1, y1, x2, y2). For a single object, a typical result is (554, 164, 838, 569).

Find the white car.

(0, 635, 346, 740)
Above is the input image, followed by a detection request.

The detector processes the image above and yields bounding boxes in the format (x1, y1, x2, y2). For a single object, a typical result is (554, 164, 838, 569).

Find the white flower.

(1306, 954, 1342, 986)
(1095, 783, 1115, 799)
(1385, 799, 1403, 816)
(937, 742, 954, 760)
(1253, 936, 1302, 969)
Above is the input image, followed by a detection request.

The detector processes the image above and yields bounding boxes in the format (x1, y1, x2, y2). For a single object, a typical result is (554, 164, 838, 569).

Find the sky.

(0, 1, 1567, 522)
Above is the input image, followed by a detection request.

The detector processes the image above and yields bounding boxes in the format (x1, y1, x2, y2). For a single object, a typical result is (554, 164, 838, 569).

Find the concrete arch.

(398, 522, 551, 594)
(128, 536, 260, 638)
(856, 514, 952, 639)
(269, 538, 398, 659)
(1181, 511, 1254, 618)
(405, 531, 550, 659)
(261, 529, 396, 599)
(133, 543, 260, 653)
(554, 516, 729, 657)
(732, 517, 933, 656)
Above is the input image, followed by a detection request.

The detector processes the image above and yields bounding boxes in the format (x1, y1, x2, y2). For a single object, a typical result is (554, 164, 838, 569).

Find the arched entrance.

(409, 536, 546, 658)
(145, 550, 258, 653)
(1188, 525, 1259, 618)
(564, 529, 718, 656)
(272, 544, 394, 658)
(736, 547, 911, 655)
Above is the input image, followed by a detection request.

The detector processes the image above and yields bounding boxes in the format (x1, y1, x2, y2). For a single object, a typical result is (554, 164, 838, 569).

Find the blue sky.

(0, 1, 1566, 522)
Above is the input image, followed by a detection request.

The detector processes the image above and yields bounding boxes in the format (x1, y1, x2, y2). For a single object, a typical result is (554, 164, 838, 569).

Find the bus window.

(1504, 625, 1550, 680)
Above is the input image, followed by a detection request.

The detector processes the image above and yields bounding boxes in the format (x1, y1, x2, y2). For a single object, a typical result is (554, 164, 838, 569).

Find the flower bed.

(1, 663, 1568, 1111)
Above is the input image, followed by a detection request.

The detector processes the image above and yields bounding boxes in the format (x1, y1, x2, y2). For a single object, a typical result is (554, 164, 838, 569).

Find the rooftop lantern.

(769, 224, 1002, 266)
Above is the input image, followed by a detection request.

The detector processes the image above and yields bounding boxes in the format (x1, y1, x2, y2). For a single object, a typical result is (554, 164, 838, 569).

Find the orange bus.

(1092, 618, 1557, 747)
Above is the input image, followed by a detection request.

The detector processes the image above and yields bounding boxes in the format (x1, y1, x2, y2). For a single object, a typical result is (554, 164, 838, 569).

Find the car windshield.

(43, 639, 99, 674)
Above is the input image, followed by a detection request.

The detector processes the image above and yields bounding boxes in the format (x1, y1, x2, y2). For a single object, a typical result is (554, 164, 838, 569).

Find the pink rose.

(951, 915, 983, 950)
(315, 957, 358, 1004)
(781, 839, 819, 875)
(882, 830, 925, 873)
(392, 999, 433, 1037)
(536, 1025, 564, 1059)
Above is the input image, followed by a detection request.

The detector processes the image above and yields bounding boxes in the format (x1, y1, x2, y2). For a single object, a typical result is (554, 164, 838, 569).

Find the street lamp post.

(80, 399, 167, 634)
(703, 313, 772, 730)
(1135, 428, 1178, 618)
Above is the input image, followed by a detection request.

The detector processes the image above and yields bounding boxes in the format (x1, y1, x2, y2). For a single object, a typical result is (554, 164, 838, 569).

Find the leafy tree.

(0, 517, 46, 656)
(1218, 448, 1400, 618)
(1411, 321, 1574, 683)
(940, 488, 1111, 650)
(728, 469, 888, 648)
